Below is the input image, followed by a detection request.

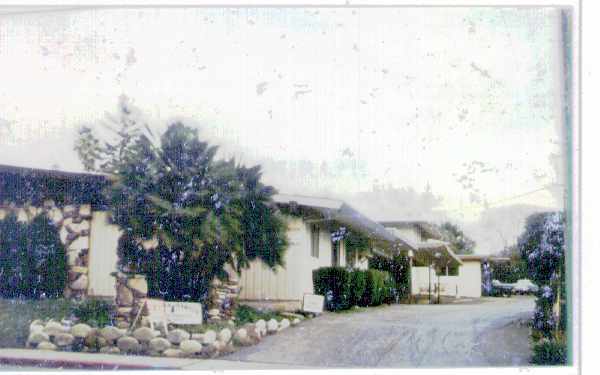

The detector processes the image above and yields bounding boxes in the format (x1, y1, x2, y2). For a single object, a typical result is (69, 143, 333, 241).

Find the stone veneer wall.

(208, 273, 241, 323)
(0, 201, 92, 299)
(0, 201, 241, 325)
(113, 272, 148, 328)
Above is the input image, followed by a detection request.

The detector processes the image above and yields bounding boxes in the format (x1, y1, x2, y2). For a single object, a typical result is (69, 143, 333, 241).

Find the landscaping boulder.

(255, 319, 267, 333)
(279, 318, 290, 331)
(37, 342, 57, 351)
(117, 336, 141, 353)
(100, 326, 124, 342)
(163, 349, 183, 358)
(292, 318, 301, 326)
(202, 330, 217, 345)
(43, 321, 67, 336)
(202, 343, 218, 357)
(208, 308, 220, 317)
(71, 323, 93, 338)
(218, 328, 232, 343)
(266, 319, 279, 334)
(116, 284, 134, 306)
(180, 339, 203, 355)
(233, 328, 252, 346)
(29, 320, 45, 332)
(99, 346, 120, 354)
(149, 337, 171, 352)
(28, 331, 50, 345)
(70, 274, 89, 291)
(54, 333, 75, 347)
(167, 328, 190, 345)
(133, 327, 157, 343)
(127, 276, 148, 297)
(244, 324, 261, 343)
(29, 324, 45, 334)
(212, 340, 226, 354)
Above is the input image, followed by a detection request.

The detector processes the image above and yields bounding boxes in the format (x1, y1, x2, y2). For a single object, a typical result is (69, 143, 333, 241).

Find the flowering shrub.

(517, 211, 567, 365)
(481, 261, 493, 295)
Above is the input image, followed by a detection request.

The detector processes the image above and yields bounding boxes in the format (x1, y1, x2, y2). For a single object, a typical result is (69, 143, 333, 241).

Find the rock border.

(26, 314, 309, 359)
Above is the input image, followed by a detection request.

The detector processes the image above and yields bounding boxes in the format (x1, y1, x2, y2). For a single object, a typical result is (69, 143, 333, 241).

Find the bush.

(369, 254, 411, 300)
(361, 269, 392, 306)
(71, 298, 116, 327)
(313, 267, 352, 311)
(531, 336, 567, 365)
(0, 213, 67, 299)
(234, 305, 285, 326)
(313, 267, 394, 311)
(349, 270, 368, 307)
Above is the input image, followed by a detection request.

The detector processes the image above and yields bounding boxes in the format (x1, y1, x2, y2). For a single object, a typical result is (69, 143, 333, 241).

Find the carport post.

(428, 265, 432, 303)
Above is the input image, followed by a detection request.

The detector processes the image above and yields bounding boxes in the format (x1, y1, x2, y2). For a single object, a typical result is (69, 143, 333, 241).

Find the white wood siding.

(87, 211, 121, 298)
(238, 217, 347, 302)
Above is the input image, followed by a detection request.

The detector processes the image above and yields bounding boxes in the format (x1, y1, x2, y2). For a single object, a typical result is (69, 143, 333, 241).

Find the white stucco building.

(381, 221, 483, 299)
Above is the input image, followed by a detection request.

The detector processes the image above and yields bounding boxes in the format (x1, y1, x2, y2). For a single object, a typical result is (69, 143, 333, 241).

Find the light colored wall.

(439, 275, 460, 297)
(238, 217, 346, 303)
(87, 211, 121, 298)
(457, 260, 482, 298)
(410, 260, 482, 298)
(411, 266, 434, 295)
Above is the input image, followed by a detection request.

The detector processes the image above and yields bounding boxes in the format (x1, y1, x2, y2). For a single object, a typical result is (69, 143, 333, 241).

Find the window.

(310, 224, 320, 258)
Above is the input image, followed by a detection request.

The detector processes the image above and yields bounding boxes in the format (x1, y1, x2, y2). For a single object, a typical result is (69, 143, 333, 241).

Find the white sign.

(302, 294, 324, 314)
(165, 301, 203, 325)
(143, 299, 203, 326)
(142, 299, 169, 333)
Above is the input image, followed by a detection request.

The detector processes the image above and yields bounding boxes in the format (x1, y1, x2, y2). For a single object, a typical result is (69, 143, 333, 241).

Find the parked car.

(491, 279, 513, 297)
(513, 279, 539, 295)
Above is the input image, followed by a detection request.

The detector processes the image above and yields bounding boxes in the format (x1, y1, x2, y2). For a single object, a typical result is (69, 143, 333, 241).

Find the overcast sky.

(0, 7, 569, 251)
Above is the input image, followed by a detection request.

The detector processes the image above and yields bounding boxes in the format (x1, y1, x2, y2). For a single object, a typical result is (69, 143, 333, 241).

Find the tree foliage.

(0, 213, 67, 299)
(517, 211, 566, 364)
(74, 97, 288, 304)
(437, 221, 475, 254)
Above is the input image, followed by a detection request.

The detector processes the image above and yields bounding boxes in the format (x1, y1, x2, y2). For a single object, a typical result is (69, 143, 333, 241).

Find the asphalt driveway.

(224, 296, 535, 368)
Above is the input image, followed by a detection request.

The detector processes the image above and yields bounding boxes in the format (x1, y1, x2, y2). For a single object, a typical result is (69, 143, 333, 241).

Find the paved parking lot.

(224, 296, 535, 368)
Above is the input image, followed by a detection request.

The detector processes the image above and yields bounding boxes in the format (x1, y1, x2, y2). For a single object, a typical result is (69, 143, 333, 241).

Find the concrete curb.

(0, 349, 186, 370)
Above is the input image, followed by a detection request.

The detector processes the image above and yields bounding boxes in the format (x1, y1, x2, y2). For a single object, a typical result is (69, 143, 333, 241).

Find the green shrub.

(0, 213, 67, 299)
(349, 270, 368, 307)
(312, 267, 352, 311)
(234, 305, 285, 326)
(382, 272, 397, 304)
(531, 336, 567, 365)
(361, 269, 393, 306)
(71, 298, 116, 327)
(369, 254, 411, 300)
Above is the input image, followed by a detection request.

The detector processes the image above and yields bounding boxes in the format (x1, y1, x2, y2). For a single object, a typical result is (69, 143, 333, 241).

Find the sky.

(0, 7, 570, 253)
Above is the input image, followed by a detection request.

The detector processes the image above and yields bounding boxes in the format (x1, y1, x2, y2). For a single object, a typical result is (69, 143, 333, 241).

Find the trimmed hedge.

(313, 267, 352, 311)
(313, 267, 394, 311)
(349, 270, 368, 307)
